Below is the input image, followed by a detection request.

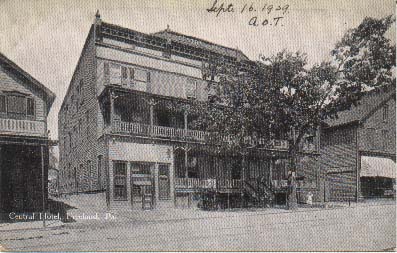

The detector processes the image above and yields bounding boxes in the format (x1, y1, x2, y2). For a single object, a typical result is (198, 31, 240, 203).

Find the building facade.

(58, 14, 320, 210)
(0, 52, 56, 219)
(320, 87, 396, 201)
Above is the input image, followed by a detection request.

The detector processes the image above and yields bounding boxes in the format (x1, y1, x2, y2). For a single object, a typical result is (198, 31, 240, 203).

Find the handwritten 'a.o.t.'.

(206, 0, 235, 17)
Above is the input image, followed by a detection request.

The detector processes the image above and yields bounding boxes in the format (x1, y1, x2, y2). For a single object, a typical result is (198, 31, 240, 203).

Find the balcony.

(0, 118, 46, 137)
(174, 178, 242, 191)
(112, 121, 208, 142)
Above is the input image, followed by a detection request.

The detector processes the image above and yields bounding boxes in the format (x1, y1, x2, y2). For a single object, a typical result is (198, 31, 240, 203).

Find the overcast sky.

(0, 0, 395, 139)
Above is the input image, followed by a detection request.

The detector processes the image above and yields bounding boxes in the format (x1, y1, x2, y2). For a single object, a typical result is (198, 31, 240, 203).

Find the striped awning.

(361, 156, 396, 178)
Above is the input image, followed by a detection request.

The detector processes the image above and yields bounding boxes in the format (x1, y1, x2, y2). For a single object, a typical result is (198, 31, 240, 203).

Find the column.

(41, 145, 46, 227)
(105, 136, 111, 209)
(184, 110, 188, 131)
(109, 90, 114, 130)
(184, 146, 188, 179)
(127, 162, 132, 208)
(0, 146, 2, 213)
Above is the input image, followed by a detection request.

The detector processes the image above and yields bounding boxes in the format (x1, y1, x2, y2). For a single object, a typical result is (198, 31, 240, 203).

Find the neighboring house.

(320, 86, 396, 201)
(0, 52, 56, 219)
(58, 13, 319, 210)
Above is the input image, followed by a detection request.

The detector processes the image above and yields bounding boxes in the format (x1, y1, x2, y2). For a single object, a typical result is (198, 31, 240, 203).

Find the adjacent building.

(58, 14, 319, 210)
(0, 52, 56, 219)
(320, 86, 396, 201)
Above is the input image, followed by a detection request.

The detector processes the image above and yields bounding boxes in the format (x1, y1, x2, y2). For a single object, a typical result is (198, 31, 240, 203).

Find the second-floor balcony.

(99, 88, 316, 151)
(0, 118, 46, 137)
(112, 120, 207, 142)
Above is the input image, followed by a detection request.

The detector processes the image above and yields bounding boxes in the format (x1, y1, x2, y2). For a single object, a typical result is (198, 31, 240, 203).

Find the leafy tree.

(174, 15, 395, 208)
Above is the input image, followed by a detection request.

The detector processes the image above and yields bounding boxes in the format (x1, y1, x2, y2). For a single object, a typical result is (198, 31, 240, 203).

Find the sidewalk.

(1, 194, 394, 232)
(0, 220, 64, 232)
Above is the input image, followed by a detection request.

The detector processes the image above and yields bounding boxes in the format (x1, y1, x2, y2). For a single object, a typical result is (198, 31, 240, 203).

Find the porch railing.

(112, 121, 209, 142)
(112, 121, 289, 150)
(175, 178, 242, 190)
(0, 118, 46, 136)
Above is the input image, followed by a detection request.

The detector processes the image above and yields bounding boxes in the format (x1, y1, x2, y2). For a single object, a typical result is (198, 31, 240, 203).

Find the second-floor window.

(105, 62, 150, 91)
(0, 95, 6, 113)
(383, 105, 388, 123)
(186, 79, 197, 99)
(0, 93, 35, 118)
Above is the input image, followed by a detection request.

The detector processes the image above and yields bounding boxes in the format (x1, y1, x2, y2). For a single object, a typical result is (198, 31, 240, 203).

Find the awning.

(361, 156, 396, 178)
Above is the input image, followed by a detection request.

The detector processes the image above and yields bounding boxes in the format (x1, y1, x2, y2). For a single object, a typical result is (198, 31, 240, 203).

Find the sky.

(0, 0, 395, 140)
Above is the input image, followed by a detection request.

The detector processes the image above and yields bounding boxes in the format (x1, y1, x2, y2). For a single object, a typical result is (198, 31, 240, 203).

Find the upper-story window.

(186, 79, 197, 99)
(0, 92, 35, 118)
(105, 62, 150, 92)
(383, 104, 388, 123)
(0, 95, 6, 113)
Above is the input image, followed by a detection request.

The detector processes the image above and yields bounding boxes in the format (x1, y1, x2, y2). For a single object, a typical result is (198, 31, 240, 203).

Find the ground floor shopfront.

(103, 137, 320, 210)
(0, 136, 49, 220)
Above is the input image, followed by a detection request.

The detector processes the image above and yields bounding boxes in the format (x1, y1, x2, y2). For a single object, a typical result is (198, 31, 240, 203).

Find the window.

(68, 132, 72, 150)
(383, 105, 388, 123)
(0, 95, 6, 113)
(86, 111, 90, 138)
(121, 66, 128, 86)
(135, 69, 148, 82)
(382, 130, 388, 150)
(131, 162, 151, 175)
(104, 62, 110, 76)
(109, 63, 121, 85)
(7, 95, 26, 114)
(26, 97, 34, 116)
(186, 79, 197, 99)
(97, 155, 102, 190)
(367, 128, 376, 149)
(113, 162, 127, 200)
(129, 68, 135, 80)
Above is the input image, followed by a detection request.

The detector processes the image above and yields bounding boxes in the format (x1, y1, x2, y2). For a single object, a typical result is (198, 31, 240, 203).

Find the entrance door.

(158, 164, 170, 200)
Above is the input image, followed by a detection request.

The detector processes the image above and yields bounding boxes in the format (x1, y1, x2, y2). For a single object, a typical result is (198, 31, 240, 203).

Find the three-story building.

(58, 13, 320, 210)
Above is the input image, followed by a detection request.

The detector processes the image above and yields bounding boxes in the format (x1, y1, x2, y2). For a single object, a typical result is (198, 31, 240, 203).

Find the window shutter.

(0, 95, 5, 113)
(121, 66, 128, 86)
(146, 72, 151, 82)
(26, 97, 35, 116)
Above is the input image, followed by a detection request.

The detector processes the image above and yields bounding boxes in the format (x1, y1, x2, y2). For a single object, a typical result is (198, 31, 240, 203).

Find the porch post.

(109, 90, 114, 130)
(149, 101, 154, 127)
(105, 136, 111, 209)
(127, 162, 132, 209)
(0, 146, 2, 215)
(41, 145, 46, 228)
(184, 145, 189, 179)
(184, 110, 188, 131)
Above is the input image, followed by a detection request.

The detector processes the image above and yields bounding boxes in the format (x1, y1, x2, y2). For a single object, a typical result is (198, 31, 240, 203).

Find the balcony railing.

(0, 118, 46, 137)
(112, 121, 208, 142)
(175, 178, 242, 190)
(111, 121, 290, 150)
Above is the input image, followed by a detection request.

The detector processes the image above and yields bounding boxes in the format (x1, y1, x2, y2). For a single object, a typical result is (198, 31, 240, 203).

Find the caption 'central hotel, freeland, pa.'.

(58, 13, 395, 211)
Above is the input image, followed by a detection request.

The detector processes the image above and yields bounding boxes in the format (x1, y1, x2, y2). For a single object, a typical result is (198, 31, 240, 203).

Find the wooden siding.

(320, 125, 358, 201)
(0, 65, 47, 137)
(359, 97, 396, 155)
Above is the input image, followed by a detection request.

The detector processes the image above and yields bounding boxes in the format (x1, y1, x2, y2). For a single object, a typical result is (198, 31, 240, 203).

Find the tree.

(192, 15, 395, 209)
(261, 15, 395, 208)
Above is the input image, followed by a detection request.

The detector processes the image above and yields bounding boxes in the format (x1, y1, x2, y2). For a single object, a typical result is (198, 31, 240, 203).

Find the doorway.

(158, 164, 170, 200)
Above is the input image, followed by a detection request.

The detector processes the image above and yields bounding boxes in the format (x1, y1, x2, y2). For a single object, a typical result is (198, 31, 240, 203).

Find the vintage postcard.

(0, 0, 396, 251)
